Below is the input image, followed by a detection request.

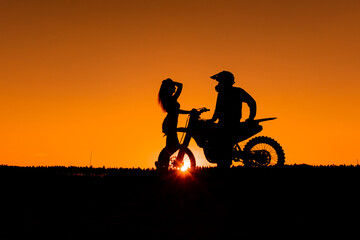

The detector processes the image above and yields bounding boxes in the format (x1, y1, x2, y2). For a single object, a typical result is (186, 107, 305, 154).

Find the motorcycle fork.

(177, 132, 191, 163)
(177, 118, 194, 163)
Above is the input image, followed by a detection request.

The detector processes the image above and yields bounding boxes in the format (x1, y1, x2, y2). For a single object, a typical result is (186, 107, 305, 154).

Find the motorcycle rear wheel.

(157, 147, 196, 171)
(242, 136, 285, 167)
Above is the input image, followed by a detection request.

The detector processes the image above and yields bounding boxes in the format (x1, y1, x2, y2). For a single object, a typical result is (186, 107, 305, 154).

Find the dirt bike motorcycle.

(156, 108, 285, 171)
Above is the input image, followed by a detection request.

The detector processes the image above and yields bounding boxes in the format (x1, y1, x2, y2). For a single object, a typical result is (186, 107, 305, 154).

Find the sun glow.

(181, 161, 191, 172)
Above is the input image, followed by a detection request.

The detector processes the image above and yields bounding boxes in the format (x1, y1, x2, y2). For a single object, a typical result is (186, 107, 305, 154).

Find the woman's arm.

(179, 109, 191, 114)
(172, 82, 183, 100)
(173, 82, 192, 114)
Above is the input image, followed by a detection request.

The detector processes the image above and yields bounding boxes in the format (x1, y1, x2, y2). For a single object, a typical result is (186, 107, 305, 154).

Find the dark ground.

(1, 165, 359, 239)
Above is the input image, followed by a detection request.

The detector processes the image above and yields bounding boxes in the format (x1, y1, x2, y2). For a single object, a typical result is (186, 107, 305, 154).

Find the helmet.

(210, 71, 235, 85)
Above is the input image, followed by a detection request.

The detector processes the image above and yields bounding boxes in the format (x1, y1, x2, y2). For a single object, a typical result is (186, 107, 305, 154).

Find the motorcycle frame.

(176, 110, 276, 165)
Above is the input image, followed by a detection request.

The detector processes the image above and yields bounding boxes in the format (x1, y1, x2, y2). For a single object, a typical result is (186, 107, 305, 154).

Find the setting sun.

(181, 161, 191, 172)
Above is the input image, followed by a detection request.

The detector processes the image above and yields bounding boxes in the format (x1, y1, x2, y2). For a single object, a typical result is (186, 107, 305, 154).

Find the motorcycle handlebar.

(198, 107, 210, 113)
(189, 107, 209, 117)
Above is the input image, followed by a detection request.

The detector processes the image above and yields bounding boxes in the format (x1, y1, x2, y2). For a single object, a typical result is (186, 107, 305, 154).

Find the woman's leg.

(156, 132, 180, 169)
(165, 132, 180, 155)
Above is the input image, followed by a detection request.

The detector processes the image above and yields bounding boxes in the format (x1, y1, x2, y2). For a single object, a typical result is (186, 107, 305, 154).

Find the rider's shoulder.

(232, 87, 246, 93)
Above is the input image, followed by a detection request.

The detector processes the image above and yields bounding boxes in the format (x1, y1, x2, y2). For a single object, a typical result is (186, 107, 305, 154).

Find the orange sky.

(0, 0, 359, 168)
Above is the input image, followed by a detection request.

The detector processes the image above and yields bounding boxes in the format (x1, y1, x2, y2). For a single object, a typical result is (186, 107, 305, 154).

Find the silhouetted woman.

(156, 78, 191, 169)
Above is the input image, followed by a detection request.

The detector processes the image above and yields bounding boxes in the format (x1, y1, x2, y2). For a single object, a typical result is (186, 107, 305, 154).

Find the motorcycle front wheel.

(242, 136, 285, 167)
(157, 147, 196, 171)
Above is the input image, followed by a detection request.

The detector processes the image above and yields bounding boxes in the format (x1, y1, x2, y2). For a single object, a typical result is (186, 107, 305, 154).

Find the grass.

(1, 164, 359, 239)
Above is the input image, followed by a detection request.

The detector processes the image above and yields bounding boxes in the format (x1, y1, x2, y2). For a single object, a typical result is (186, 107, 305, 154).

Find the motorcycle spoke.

(168, 149, 196, 171)
(251, 143, 279, 166)
(242, 136, 285, 167)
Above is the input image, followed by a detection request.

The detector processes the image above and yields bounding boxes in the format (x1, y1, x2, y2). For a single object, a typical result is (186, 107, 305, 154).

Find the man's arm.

(209, 94, 221, 122)
(242, 89, 257, 121)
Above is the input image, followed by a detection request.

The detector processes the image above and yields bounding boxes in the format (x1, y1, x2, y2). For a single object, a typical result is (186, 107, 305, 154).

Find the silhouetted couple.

(157, 71, 258, 168)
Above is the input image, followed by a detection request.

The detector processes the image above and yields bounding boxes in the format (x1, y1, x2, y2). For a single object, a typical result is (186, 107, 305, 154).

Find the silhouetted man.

(208, 71, 258, 167)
